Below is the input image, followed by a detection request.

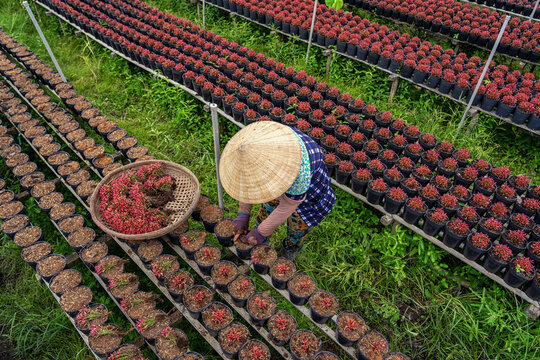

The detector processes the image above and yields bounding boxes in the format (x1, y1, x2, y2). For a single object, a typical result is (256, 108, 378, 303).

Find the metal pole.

(22, 1, 67, 82)
(305, 0, 319, 65)
(210, 103, 224, 209)
(455, 15, 510, 136)
(528, 0, 540, 21)
(202, 0, 206, 27)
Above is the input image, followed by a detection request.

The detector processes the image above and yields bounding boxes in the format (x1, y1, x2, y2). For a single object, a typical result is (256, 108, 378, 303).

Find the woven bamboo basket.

(89, 160, 200, 241)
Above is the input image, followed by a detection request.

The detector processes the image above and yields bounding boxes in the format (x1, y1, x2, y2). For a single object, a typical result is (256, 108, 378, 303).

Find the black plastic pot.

(228, 274, 255, 307)
(483, 251, 508, 273)
(366, 184, 387, 205)
(335, 311, 364, 346)
(384, 195, 405, 214)
(442, 227, 467, 249)
(462, 234, 491, 260)
(165, 270, 194, 302)
(480, 97, 498, 112)
(287, 273, 314, 306)
(357, 330, 388, 360)
(335, 168, 353, 185)
(422, 212, 446, 236)
(351, 174, 371, 195)
(496, 103, 515, 118)
(499, 232, 526, 256)
(525, 279, 540, 301)
(195, 245, 221, 276)
(402, 203, 426, 225)
(503, 261, 534, 288)
(234, 242, 253, 260)
(247, 293, 276, 326)
(179, 231, 204, 260)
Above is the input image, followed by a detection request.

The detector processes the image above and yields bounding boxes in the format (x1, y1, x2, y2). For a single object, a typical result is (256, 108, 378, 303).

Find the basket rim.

(89, 160, 200, 241)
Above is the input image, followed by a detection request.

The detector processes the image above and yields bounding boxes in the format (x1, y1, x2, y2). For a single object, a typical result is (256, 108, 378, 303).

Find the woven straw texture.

(219, 122, 301, 204)
(89, 160, 200, 241)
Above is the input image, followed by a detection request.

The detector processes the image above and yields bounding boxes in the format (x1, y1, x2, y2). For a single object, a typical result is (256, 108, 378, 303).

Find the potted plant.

(335, 124, 352, 142)
(442, 219, 470, 248)
(423, 208, 448, 236)
(496, 95, 516, 118)
(351, 150, 369, 169)
(194, 245, 221, 276)
(247, 292, 276, 326)
(268, 310, 297, 346)
(437, 158, 458, 177)
(509, 213, 533, 233)
(436, 141, 455, 159)
(513, 101, 534, 125)
(470, 193, 491, 216)
(481, 86, 500, 112)
(500, 230, 527, 255)
(269, 258, 296, 290)
(309, 128, 325, 145)
(508, 175, 531, 195)
(455, 166, 478, 188)
(218, 322, 249, 358)
(336, 143, 354, 162)
(357, 330, 389, 360)
(251, 245, 277, 275)
(363, 139, 382, 159)
(491, 166, 511, 185)
(183, 285, 213, 319)
(358, 119, 376, 138)
(375, 111, 393, 128)
(395, 157, 414, 178)
(238, 340, 270, 360)
(383, 167, 404, 188)
(290, 330, 322, 360)
(243, 109, 260, 126)
(321, 134, 339, 153)
(526, 241, 540, 267)
(335, 160, 355, 185)
(351, 168, 372, 195)
(438, 193, 459, 217)
(228, 274, 256, 307)
(367, 159, 386, 179)
(474, 176, 497, 196)
(503, 257, 535, 288)
(390, 119, 406, 134)
(287, 273, 316, 305)
(483, 244, 513, 273)
(463, 232, 492, 260)
(324, 153, 340, 177)
(489, 202, 510, 223)
(494, 184, 517, 206)
(336, 311, 366, 346)
(388, 135, 407, 155)
(471, 159, 491, 177)
(309, 290, 339, 324)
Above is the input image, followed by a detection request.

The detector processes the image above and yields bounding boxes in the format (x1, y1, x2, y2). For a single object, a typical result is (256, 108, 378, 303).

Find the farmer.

(219, 122, 336, 260)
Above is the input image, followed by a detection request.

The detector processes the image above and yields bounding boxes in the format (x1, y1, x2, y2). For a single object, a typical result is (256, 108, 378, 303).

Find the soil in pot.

(67, 169, 90, 186)
(234, 234, 254, 255)
(75, 303, 108, 332)
(76, 180, 98, 200)
(136, 310, 169, 340)
(88, 324, 123, 355)
(337, 311, 366, 345)
(288, 273, 316, 305)
(48, 152, 70, 167)
(102, 163, 122, 176)
(150, 254, 180, 279)
(58, 214, 84, 234)
(202, 302, 234, 334)
(117, 136, 138, 152)
(184, 285, 213, 313)
(80, 241, 108, 266)
(95, 255, 127, 279)
(268, 309, 297, 344)
(357, 330, 389, 360)
(38, 192, 64, 211)
(156, 327, 189, 360)
(137, 240, 163, 263)
(50, 269, 82, 294)
(269, 258, 296, 289)
(96, 120, 116, 135)
(107, 128, 127, 143)
(165, 270, 194, 297)
(122, 292, 160, 319)
(2, 214, 29, 235)
(13, 162, 37, 178)
(228, 274, 256, 306)
(200, 204, 224, 231)
(218, 322, 250, 356)
(36, 254, 66, 279)
(211, 261, 239, 290)
(6, 152, 29, 168)
(24, 126, 46, 139)
(75, 137, 95, 152)
(247, 291, 276, 323)
(66, 129, 86, 143)
(21, 172, 45, 189)
(176, 352, 204, 360)
(50, 202, 76, 221)
(126, 146, 148, 160)
(290, 329, 322, 360)
(0, 190, 15, 205)
(93, 155, 113, 169)
(310, 290, 339, 323)
(83, 145, 105, 161)
(107, 344, 142, 360)
(193, 195, 210, 220)
(251, 244, 277, 272)
(215, 218, 234, 246)
(60, 285, 92, 313)
(31, 181, 55, 198)
(82, 108, 100, 121)
(13, 226, 42, 248)
(88, 115, 108, 129)
(238, 340, 270, 360)
(58, 161, 80, 178)
(194, 245, 221, 269)
(180, 231, 206, 254)
(312, 352, 340, 360)
(39, 142, 61, 157)
(108, 273, 139, 299)
(0, 201, 23, 219)
(0, 136, 14, 149)
(32, 134, 54, 149)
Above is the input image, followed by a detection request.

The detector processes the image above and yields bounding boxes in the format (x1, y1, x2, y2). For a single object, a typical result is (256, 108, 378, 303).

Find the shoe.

(281, 239, 300, 262)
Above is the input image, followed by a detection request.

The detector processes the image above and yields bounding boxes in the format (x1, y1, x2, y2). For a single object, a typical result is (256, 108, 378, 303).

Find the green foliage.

(325, 0, 344, 10)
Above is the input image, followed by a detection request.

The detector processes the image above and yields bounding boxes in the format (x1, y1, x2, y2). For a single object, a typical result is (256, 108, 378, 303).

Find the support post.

(464, 109, 480, 137)
(22, 1, 67, 82)
(387, 74, 400, 104)
(304, 0, 318, 65)
(210, 103, 224, 209)
(528, 0, 540, 20)
(202, 0, 206, 27)
(455, 15, 510, 137)
(323, 49, 332, 79)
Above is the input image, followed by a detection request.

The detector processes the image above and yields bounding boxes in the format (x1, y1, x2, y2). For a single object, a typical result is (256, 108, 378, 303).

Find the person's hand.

(232, 213, 250, 236)
(240, 228, 265, 246)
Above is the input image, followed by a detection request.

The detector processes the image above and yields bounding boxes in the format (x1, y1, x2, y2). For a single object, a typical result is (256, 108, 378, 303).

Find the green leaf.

(325, 0, 343, 10)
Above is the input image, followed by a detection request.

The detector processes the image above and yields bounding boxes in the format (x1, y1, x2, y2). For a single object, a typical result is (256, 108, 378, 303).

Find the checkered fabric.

(285, 129, 336, 228)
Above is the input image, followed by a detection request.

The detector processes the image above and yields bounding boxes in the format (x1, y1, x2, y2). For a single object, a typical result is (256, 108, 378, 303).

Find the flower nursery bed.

(345, 0, 540, 64)
(18, 0, 540, 307)
(461, 0, 540, 19)
(0, 30, 415, 360)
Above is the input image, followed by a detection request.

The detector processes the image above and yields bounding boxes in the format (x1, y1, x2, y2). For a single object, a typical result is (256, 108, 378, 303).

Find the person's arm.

(243, 194, 305, 244)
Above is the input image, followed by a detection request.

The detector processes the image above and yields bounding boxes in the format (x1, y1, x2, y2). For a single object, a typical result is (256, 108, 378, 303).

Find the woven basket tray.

(89, 160, 200, 241)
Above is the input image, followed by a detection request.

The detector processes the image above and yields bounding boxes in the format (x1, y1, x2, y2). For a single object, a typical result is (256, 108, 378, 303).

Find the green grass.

(0, 0, 539, 359)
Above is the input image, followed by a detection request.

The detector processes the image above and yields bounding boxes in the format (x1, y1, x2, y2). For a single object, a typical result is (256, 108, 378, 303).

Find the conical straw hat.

(219, 122, 301, 204)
